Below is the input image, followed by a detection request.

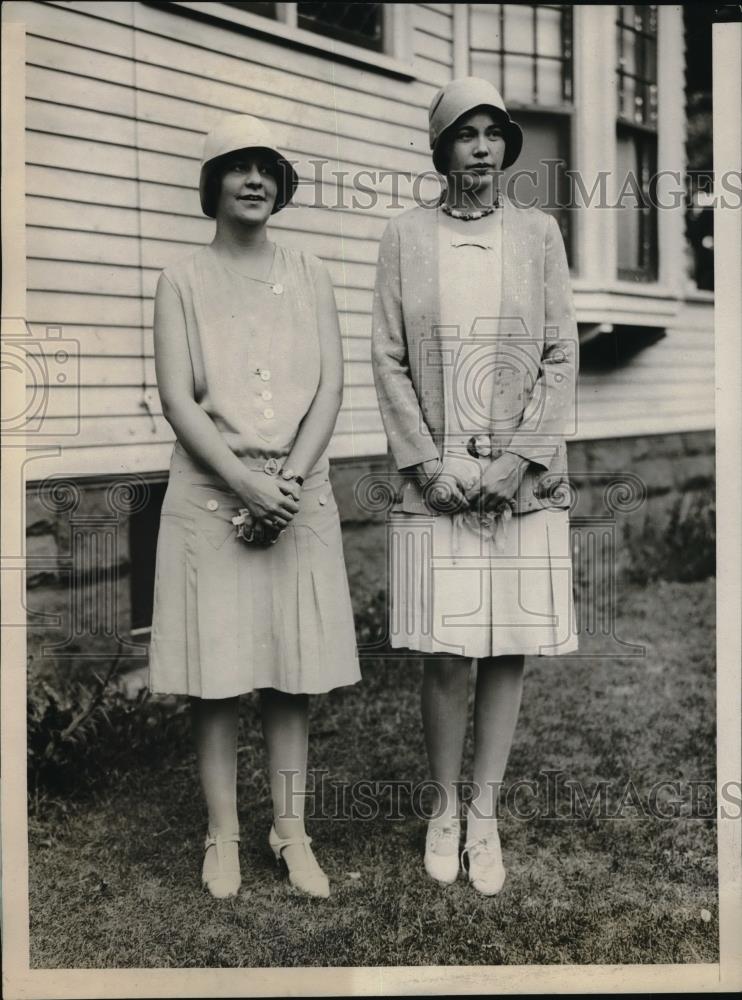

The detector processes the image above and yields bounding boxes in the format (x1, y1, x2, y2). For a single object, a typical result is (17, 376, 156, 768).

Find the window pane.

(616, 132, 642, 272)
(297, 2, 384, 52)
(506, 110, 572, 263)
(506, 54, 534, 104)
(470, 3, 502, 49)
(471, 50, 503, 93)
(471, 4, 572, 110)
(537, 56, 562, 106)
(620, 27, 638, 77)
(227, 1, 277, 17)
(620, 75, 636, 118)
(504, 3, 533, 54)
(616, 126, 657, 278)
(536, 7, 562, 58)
(645, 36, 657, 82)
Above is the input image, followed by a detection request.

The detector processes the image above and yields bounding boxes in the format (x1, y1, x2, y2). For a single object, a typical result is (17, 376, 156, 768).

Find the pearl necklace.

(441, 192, 502, 222)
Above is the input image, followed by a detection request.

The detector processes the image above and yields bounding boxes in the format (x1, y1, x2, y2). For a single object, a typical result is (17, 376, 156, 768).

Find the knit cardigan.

(371, 197, 579, 515)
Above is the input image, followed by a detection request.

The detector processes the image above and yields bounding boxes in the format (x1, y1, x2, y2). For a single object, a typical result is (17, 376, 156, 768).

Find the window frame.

(615, 4, 659, 282)
(468, 4, 575, 262)
(165, 1, 415, 79)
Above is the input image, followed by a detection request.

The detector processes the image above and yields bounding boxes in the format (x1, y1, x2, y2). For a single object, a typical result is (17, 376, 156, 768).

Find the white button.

(261, 390, 273, 401)
(318, 495, 327, 506)
(206, 498, 219, 511)
(260, 369, 271, 381)
(272, 283, 283, 295)
(263, 407, 274, 419)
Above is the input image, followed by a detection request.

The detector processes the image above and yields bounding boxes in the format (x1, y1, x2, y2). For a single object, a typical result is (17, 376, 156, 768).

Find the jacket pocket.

(184, 483, 240, 550)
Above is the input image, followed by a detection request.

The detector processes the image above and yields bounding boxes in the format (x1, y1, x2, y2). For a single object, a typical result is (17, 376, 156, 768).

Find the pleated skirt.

(148, 443, 361, 698)
(388, 506, 579, 659)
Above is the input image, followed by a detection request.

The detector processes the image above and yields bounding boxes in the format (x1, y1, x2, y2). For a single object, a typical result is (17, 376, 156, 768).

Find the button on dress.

(147, 245, 362, 697)
(388, 211, 578, 658)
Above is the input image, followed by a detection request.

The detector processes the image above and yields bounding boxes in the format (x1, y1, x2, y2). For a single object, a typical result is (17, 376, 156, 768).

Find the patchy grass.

(28, 579, 718, 967)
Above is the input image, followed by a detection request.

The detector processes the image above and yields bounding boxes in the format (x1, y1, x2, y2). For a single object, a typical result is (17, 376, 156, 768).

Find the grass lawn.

(28, 578, 718, 968)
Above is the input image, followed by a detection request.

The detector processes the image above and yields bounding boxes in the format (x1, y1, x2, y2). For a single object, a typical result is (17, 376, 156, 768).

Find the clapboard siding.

(19, 1, 714, 480)
(26, 130, 437, 215)
(575, 308, 715, 439)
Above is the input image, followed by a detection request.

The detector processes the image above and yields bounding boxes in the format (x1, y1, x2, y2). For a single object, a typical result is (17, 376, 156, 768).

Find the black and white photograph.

(1, 2, 740, 997)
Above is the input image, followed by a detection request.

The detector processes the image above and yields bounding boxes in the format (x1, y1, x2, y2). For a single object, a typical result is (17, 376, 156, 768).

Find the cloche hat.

(428, 77, 523, 173)
(199, 113, 299, 217)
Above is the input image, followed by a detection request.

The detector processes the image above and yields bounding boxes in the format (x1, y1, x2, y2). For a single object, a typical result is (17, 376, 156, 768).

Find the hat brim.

(432, 111, 523, 173)
(199, 146, 298, 217)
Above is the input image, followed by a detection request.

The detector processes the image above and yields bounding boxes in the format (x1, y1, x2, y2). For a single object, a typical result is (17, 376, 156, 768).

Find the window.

(616, 4, 658, 280)
(228, 1, 278, 16)
(469, 4, 574, 258)
(297, 3, 384, 53)
(220, 1, 384, 53)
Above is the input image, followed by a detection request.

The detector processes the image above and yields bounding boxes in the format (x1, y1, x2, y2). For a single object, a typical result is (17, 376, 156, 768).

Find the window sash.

(469, 3, 574, 110)
(616, 124, 658, 281)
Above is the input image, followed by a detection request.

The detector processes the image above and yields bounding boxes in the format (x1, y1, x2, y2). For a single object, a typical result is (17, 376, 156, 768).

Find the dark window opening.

(578, 324, 666, 372)
(297, 2, 384, 52)
(226, 2, 278, 18)
(616, 4, 658, 281)
(683, 3, 714, 292)
(129, 481, 168, 632)
(616, 122, 658, 281)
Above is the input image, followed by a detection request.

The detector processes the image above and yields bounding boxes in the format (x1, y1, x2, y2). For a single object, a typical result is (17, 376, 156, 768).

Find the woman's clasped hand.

(414, 452, 528, 515)
(234, 466, 303, 545)
(464, 452, 529, 513)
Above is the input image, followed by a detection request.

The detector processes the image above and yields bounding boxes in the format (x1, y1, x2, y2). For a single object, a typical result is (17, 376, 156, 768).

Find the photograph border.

(1, 8, 740, 997)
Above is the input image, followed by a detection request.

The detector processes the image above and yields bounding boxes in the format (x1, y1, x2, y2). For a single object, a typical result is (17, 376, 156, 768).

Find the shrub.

(27, 659, 190, 805)
(625, 490, 715, 585)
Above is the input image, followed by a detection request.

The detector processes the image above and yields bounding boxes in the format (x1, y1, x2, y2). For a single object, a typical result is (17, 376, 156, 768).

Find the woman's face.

(445, 108, 506, 196)
(216, 151, 279, 224)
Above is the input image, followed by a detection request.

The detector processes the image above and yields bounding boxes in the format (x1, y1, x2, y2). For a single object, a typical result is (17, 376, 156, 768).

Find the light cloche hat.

(199, 113, 298, 217)
(428, 77, 523, 173)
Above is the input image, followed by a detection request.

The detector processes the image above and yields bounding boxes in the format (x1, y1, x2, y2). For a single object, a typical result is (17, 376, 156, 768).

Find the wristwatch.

(280, 466, 304, 487)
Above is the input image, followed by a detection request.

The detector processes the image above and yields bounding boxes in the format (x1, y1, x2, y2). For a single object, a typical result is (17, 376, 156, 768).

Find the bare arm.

(280, 260, 344, 481)
(153, 272, 298, 524)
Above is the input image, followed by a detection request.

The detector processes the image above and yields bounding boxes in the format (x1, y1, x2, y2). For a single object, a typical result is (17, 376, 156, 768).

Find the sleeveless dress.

(147, 243, 362, 697)
(388, 211, 579, 658)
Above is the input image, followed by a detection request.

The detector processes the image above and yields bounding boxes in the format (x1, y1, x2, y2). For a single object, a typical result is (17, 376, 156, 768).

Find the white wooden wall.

(18, 1, 714, 480)
(21, 1, 454, 475)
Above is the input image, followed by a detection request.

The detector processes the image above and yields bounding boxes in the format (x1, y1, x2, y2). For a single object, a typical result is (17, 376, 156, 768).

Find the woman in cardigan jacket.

(371, 77, 579, 895)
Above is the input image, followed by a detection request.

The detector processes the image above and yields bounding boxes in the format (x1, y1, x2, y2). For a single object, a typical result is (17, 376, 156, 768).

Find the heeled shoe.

(268, 824, 330, 898)
(460, 828, 506, 896)
(201, 831, 241, 899)
(424, 819, 461, 885)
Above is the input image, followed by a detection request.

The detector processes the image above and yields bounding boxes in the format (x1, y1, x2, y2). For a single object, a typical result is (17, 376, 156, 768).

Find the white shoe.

(461, 827, 506, 896)
(269, 824, 330, 899)
(424, 820, 460, 885)
(201, 831, 241, 899)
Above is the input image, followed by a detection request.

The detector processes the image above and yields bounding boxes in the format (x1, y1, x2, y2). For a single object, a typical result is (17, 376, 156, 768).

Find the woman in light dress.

(149, 114, 360, 899)
(372, 77, 579, 895)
